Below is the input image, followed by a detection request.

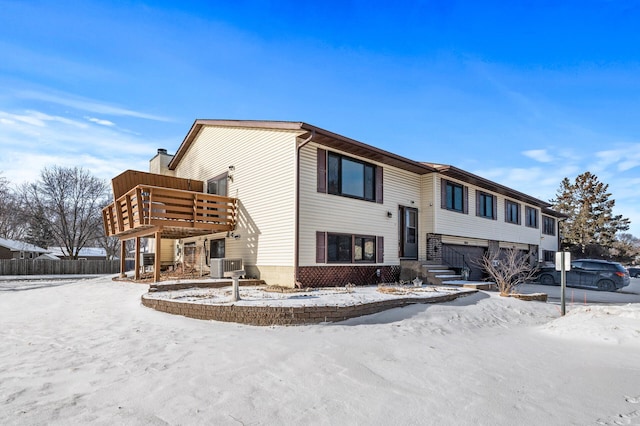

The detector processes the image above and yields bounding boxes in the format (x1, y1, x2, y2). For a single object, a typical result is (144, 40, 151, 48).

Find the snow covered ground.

(1, 276, 639, 425)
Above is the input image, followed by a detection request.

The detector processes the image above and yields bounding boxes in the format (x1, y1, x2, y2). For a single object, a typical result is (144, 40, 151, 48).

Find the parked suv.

(538, 259, 630, 291)
(628, 267, 640, 278)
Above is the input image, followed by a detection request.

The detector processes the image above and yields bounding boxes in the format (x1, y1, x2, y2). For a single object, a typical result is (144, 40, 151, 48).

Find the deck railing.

(102, 185, 237, 238)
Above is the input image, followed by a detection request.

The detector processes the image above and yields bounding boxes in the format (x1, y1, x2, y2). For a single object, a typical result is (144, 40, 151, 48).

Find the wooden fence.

(0, 259, 135, 276)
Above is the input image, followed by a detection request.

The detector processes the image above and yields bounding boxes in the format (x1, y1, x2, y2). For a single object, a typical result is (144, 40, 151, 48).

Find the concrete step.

(441, 280, 496, 291)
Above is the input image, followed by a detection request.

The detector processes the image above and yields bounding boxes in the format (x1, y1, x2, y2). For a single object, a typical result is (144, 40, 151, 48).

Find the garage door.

(442, 244, 487, 281)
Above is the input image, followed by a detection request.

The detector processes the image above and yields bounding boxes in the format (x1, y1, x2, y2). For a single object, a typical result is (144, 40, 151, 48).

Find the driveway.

(518, 277, 640, 304)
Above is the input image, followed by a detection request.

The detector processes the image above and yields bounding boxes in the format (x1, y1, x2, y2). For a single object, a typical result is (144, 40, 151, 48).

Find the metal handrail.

(441, 245, 472, 273)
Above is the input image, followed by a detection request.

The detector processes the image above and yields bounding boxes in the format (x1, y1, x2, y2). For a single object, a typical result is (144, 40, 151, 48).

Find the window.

(326, 233, 376, 263)
(543, 250, 555, 262)
(207, 173, 228, 196)
(505, 200, 520, 224)
(442, 179, 467, 213)
(525, 207, 538, 228)
(327, 152, 377, 202)
(543, 216, 556, 236)
(210, 239, 225, 259)
(476, 191, 496, 219)
(354, 236, 376, 262)
(327, 234, 352, 262)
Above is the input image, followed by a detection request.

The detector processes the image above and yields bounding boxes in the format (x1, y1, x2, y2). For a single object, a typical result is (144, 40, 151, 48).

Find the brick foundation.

(297, 265, 400, 287)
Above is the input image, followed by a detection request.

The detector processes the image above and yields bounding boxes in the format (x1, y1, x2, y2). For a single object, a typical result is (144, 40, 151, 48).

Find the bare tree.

(0, 172, 26, 240)
(95, 234, 121, 260)
(476, 247, 538, 296)
(20, 166, 109, 259)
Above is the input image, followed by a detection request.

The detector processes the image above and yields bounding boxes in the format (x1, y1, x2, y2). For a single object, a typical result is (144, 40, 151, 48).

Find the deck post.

(154, 230, 161, 283)
(134, 236, 141, 280)
(119, 240, 126, 278)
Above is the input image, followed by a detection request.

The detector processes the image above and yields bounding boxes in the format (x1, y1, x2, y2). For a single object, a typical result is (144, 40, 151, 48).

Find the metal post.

(231, 275, 240, 302)
(560, 252, 566, 316)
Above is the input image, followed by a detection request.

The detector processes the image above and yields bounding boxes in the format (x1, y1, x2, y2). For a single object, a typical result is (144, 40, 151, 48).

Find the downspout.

(295, 130, 315, 286)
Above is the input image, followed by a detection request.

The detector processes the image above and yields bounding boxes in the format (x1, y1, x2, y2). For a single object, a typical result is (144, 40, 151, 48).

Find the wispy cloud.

(522, 149, 554, 163)
(16, 90, 172, 122)
(85, 116, 115, 127)
(595, 144, 640, 172)
(0, 108, 166, 184)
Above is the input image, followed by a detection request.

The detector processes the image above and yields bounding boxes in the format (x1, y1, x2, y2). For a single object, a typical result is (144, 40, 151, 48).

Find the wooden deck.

(102, 184, 237, 240)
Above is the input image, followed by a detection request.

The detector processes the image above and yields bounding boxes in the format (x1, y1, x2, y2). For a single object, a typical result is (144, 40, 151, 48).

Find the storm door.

(399, 206, 418, 259)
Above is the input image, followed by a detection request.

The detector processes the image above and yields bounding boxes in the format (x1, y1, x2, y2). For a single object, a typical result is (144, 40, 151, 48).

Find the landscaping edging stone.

(510, 292, 548, 302)
(141, 289, 478, 326)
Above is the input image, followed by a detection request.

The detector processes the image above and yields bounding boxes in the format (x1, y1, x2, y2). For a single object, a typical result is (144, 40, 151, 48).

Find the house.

(47, 247, 108, 260)
(0, 237, 50, 260)
(103, 120, 564, 285)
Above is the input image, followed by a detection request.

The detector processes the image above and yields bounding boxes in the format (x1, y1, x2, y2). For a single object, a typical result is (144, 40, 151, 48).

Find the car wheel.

(539, 274, 555, 285)
(597, 279, 615, 292)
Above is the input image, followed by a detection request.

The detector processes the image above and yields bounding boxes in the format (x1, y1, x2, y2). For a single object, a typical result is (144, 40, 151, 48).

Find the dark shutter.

(377, 236, 384, 263)
(517, 204, 521, 225)
(440, 178, 447, 209)
(463, 186, 469, 214)
(475, 190, 480, 217)
(316, 231, 326, 263)
(492, 195, 497, 220)
(317, 148, 327, 193)
(375, 166, 383, 204)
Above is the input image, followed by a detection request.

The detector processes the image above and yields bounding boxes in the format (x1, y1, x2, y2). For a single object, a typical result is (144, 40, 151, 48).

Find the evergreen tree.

(24, 204, 56, 249)
(551, 172, 630, 254)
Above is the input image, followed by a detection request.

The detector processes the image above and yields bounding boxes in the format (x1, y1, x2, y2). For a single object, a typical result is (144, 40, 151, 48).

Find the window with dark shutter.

(326, 152, 378, 202)
(505, 200, 521, 224)
(442, 179, 468, 214)
(476, 191, 497, 220)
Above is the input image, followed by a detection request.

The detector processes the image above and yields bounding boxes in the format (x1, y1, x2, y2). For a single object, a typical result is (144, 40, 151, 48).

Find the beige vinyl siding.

(172, 126, 302, 267)
(420, 174, 436, 260)
(442, 235, 489, 247)
(298, 143, 422, 266)
(434, 177, 551, 249)
(540, 225, 558, 254)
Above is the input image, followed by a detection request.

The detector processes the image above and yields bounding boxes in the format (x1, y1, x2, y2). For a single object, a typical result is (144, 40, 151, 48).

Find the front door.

(399, 206, 418, 259)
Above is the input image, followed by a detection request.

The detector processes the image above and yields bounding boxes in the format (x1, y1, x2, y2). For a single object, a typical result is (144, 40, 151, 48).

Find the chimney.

(149, 148, 174, 175)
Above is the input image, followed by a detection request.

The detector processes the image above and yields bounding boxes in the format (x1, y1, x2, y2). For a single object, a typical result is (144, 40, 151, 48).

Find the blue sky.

(1, 1, 639, 236)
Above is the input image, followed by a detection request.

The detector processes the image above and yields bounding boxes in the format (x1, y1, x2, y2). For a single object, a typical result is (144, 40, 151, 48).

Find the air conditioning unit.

(141, 253, 155, 266)
(210, 258, 243, 279)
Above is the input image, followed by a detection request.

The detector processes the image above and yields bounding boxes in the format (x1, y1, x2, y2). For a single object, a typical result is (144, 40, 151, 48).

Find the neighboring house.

(104, 119, 564, 285)
(48, 247, 108, 260)
(0, 237, 50, 260)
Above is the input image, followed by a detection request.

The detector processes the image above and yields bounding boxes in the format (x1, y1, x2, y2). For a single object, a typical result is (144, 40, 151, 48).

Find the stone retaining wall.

(141, 290, 477, 326)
